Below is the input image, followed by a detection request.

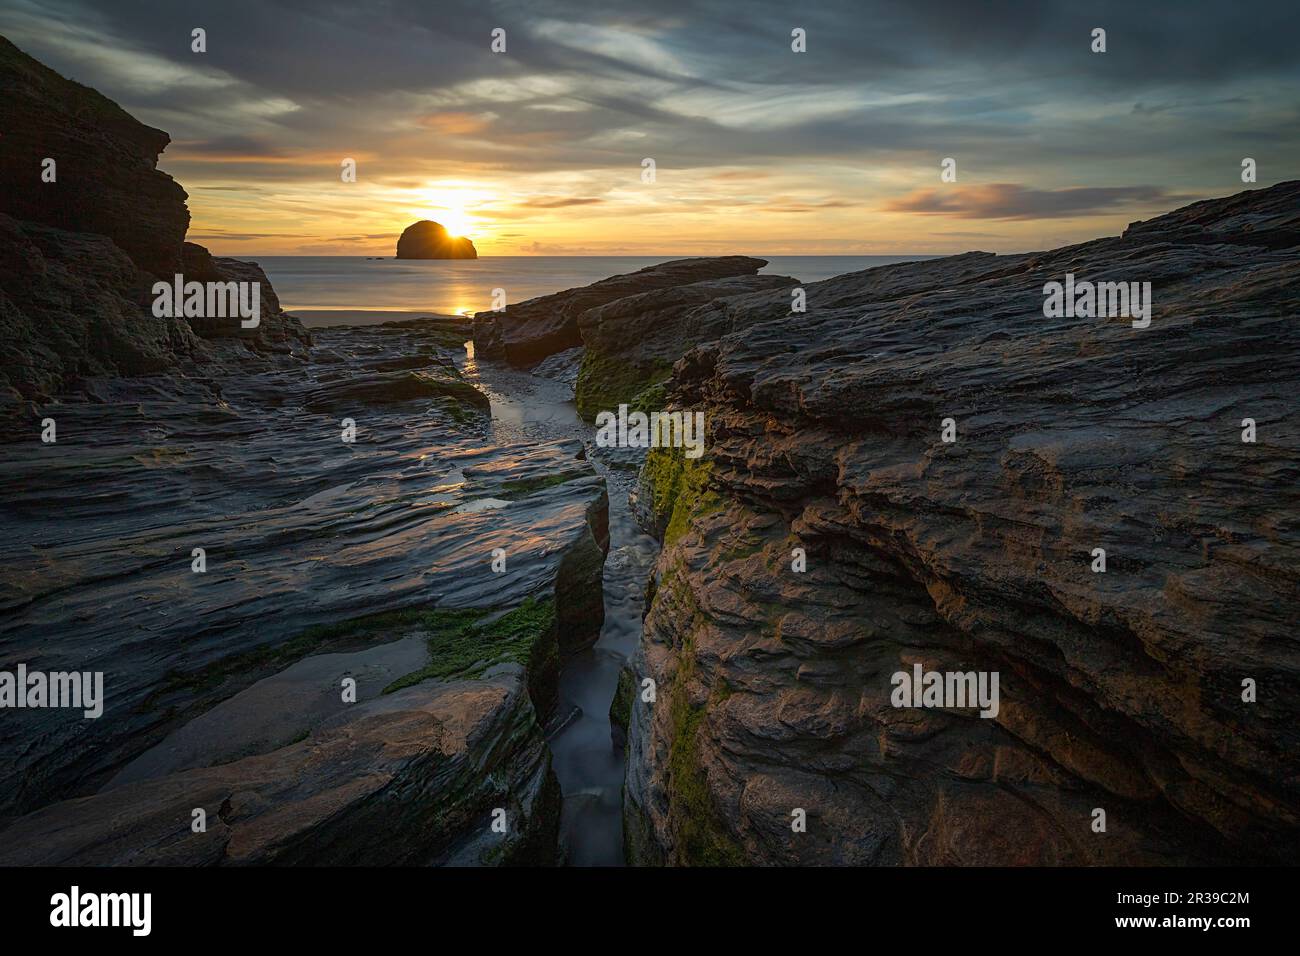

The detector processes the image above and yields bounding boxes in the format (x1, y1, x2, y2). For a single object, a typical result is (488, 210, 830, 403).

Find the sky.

(3, 0, 1298, 256)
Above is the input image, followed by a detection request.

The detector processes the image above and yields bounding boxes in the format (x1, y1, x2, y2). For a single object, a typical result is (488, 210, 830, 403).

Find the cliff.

(616, 182, 1300, 865)
(0, 35, 188, 277)
(0, 36, 310, 412)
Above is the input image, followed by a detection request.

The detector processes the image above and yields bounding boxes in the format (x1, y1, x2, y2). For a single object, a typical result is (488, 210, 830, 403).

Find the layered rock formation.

(1, 665, 560, 866)
(621, 182, 1300, 865)
(0, 316, 608, 864)
(0, 37, 309, 412)
(472, 256, 769, 367)
(575, 272, 799, 420)
(0, 36, 188, 277)
(395, 220, 477, 259)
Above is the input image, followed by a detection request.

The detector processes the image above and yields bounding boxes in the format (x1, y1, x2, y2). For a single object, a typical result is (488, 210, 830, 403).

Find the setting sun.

(414, 182, 492, 239)
(435, 207, 471, 238)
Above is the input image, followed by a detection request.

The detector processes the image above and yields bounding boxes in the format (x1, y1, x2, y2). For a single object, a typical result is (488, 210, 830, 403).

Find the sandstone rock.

(179, 243, 313, 357)
(624, 182, 1300, 866)
(302, 366, 489, 412)
(531, 347, 584, 394)
(472, 256, 770, 367)
(395, 220, 477, 259)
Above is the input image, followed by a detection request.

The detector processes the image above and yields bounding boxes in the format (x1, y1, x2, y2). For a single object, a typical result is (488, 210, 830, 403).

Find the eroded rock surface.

(1, 665, 558, 866)
(575, 272, 799, 420)
(0, 316, 608, 864)
(624, 182, 1300, 866)
(472, 256, 769, 366)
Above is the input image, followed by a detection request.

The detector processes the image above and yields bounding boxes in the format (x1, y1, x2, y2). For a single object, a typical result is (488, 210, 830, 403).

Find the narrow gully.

(457, 342, 659, 865)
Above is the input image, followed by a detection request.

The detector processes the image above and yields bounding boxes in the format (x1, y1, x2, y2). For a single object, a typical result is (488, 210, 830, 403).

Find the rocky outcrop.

(0, 36, 189, 277)
(472, 256, 769, 367)
(575, 273, 799, 420)
(0, 665, 559, 866)
(179, 242, 312, 355)
(0, 214, 207, 410)
(0, 41, 604, 866)
(0, 39, 310, 411)
(395, 220, 477, 259)
(0, 316, 608, 863)
(623, 182, 1300, 865)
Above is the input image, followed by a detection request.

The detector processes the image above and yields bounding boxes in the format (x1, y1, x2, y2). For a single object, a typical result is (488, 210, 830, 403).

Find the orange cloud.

(418, 112, 494, 135)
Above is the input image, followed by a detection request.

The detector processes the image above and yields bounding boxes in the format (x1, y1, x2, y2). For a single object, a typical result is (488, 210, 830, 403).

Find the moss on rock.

(641, 446, 721, 545)
(575, 351, 673, 422)
(665, 645, 746, 866)
(609, 665, 636, 750)
(382, 598, 556, 694)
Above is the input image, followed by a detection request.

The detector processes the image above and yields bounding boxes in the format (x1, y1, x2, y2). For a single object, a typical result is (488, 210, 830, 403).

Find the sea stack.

(395, 220, 477, 259)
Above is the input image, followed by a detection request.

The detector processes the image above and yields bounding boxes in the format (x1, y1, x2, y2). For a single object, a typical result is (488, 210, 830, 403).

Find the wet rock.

(531, 347, 584, 394)
(472, 256, 769, 366)
(395, 220, 477, 259)
(0, 666, 559, 866)
(0, 42, 600, 866)
(609, 665, 636, 752)
(303, 366, 489, 412)
(0, 315, 609, 864)
(624, 182, 1300, 866)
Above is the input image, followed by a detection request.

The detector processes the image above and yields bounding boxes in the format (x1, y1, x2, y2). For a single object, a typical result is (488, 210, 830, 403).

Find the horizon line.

(220, 251, 974, 259)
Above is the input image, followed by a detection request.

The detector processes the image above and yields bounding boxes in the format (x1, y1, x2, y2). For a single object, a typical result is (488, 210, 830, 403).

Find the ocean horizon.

(237, 255, 937, 327)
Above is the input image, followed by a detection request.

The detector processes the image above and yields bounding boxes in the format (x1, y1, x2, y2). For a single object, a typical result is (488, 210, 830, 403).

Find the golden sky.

(6, 0, 1297, 256)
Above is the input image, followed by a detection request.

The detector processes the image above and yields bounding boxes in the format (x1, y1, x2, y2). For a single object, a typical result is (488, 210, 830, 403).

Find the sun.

(415, 183, 489, 238)
(437, 207, 472, 238)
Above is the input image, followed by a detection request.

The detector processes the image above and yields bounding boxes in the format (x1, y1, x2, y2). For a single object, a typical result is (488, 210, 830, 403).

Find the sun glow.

(437, 207, 472, 238)
(414, 182, 491, 239)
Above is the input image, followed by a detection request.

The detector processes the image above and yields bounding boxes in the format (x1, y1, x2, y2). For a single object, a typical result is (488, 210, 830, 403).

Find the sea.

(238, 255, 933, 327)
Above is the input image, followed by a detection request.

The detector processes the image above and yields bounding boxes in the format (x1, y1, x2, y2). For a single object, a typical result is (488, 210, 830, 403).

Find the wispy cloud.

(4, 0, 1295, 254)
(882, 184, 1196, 220)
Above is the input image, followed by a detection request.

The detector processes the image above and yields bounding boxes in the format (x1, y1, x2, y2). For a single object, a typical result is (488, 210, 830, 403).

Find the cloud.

(417, 111, 496, 135)
(882, 184, 1197, 220)
(520, 197, 605, 208)
(9, 0, 1295, 254)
